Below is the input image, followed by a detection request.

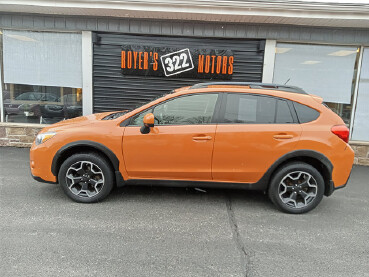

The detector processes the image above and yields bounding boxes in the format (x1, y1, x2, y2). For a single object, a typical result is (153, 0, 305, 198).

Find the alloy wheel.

(278, 171, 318, 209)
(65, 161, 105, 198)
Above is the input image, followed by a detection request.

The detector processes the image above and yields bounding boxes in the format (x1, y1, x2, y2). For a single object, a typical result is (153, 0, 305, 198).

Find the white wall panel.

(352, 48, 369, 141)
(3, 30, 82, 88)
(273, 43, 357, 104)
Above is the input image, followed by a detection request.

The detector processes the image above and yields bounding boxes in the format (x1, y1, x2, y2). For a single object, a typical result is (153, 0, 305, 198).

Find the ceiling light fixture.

(275, 47, 292, 54)
(6, 34, 37, 42)
(301, 60, 321, 65)
(328, 50, 357, 57)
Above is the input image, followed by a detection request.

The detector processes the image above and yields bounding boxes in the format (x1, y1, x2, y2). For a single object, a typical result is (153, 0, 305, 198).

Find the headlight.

(35, 132, 56, 145)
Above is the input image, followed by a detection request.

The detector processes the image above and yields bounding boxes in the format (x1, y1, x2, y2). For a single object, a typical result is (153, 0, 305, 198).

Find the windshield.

(102, 110, 130, 120)
(128, 92, 171, 112)
(101, 91, 171, 120)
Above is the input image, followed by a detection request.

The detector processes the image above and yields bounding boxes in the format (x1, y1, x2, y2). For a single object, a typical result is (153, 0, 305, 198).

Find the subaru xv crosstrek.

(30, 82, 354, 214)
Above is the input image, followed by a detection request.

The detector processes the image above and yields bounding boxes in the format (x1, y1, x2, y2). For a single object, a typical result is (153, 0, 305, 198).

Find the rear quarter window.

(293, 102, 320, 123)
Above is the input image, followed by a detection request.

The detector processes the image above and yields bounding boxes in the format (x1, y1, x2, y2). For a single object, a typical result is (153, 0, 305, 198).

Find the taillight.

(331, 125, 350, 143)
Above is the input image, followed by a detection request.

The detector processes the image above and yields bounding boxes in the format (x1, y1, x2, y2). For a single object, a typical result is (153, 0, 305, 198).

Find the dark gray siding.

(1, 13, 369, 45)
(93, 33, 265, 112)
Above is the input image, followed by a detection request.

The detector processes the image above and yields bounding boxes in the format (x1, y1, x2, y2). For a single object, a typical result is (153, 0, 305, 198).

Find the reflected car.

(4, 92, 59, 117)
(34, 94, 82, 123)
(30, 82, 354, 214)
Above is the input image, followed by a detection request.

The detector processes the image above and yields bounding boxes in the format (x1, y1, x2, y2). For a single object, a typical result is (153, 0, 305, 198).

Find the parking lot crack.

(226, 196, 251, 277)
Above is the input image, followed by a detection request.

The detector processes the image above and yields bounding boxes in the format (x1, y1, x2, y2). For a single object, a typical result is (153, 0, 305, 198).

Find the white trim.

(0, 61, 3, 123)
(349, 45, 364, 140)
(262, 40, 276, 83)
(2, 1, 369, 28)
(82, 31, 93, 116)
(2, 1, 369, 16)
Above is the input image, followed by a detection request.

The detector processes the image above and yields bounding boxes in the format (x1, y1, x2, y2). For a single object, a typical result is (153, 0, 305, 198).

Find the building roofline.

(1, 0, 369, 28)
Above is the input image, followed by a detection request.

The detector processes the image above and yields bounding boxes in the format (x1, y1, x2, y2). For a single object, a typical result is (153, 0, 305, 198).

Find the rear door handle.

(193, 136, 212, 141)
(273, 134, 294, 139)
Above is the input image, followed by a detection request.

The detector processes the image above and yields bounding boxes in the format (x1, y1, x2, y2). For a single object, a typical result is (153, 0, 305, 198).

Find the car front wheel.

(268, 162, 325, 214)
(58, 152, 114, 203)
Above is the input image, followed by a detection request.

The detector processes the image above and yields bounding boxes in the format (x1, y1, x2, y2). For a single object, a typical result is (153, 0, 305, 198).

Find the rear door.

(212, 93, 302, 183)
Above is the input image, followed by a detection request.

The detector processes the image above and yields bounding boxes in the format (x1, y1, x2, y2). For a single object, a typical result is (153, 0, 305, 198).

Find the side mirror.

(143, 113, 155, 127)
(140, 113, 155, 134)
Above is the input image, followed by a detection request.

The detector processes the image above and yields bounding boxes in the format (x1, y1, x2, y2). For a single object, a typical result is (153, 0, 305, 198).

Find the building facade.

(0, 0, 369, 165)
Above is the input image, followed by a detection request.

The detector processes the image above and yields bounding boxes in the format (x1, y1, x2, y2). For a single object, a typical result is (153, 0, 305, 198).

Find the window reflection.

(153, 94, 218, 125)
(3, 84, 82, 124)
(273, 43, 360, 127)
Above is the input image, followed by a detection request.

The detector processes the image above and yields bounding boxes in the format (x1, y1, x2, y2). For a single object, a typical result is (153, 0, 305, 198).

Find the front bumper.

(30, 142, 58, 183)
(31, 173, 57, 184)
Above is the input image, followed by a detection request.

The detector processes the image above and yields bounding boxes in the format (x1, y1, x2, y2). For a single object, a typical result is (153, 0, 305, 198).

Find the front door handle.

(273, 134, 294, 139)
(193, 136, 212, 141)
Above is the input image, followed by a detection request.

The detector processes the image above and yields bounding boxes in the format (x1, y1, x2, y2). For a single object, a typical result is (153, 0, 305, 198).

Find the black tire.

(58, 152, 114, 203)
(268, 162, 324, 214)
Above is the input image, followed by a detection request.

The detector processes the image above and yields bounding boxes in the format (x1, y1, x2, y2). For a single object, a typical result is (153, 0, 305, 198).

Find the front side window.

(224, 93, 294, 124)
(129, 108, 153, 126)
(153, 93, 218, 125)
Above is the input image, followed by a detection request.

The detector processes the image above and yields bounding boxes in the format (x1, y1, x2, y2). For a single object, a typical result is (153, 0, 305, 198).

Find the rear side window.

(223, 93, 294, 124)
(293, 102, 320, 123)
(276, 100, 294, 124)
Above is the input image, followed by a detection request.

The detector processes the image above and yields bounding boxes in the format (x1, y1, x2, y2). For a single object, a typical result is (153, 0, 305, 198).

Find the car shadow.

(107, 184, 274, 209)
(33, 179, 274, 210)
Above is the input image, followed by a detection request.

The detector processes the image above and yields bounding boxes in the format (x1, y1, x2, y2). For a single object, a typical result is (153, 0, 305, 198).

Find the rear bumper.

(334, 168, 352, 191)
(325, 165, 352, 197)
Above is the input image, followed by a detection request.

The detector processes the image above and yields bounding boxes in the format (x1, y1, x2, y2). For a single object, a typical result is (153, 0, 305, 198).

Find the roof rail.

(190, 82, 307, 94)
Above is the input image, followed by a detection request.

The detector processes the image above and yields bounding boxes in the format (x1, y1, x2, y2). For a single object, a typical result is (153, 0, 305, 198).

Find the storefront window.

(3, 84, 82, 124)
(352, 48, 369, 141)
(1, 30, 82, 124)
(0, 30, 3, 122)
(273, 43, 359, 126)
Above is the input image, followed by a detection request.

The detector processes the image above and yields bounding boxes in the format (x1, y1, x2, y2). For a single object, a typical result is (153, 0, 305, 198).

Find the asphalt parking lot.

(0, 147, 368, 277)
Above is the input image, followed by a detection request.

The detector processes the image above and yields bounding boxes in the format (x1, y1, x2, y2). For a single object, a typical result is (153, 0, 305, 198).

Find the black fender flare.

(256, 149, 333, 191)
(51, 140, 120, 176)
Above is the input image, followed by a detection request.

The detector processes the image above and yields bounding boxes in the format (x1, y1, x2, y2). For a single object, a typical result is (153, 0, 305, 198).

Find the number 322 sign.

(160, 49, 194, 77)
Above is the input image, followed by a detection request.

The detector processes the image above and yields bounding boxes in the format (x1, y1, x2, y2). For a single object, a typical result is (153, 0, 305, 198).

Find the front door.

(123, 93, 220, 181)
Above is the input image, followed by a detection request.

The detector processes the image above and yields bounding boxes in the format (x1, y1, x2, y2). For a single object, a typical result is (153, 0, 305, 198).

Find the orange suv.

(30, 82, 354, 213)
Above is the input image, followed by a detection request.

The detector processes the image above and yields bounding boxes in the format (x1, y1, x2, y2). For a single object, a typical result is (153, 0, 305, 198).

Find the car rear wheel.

(268, 162, 324, 214)
(58, 153, 114, 203)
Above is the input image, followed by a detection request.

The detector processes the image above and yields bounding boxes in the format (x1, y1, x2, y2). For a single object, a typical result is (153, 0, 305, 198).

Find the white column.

(82, 31, 93, 116)
(350, 46, 365, 141)
(262, 40, 276, 83)
(0, 63, 3, 122)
